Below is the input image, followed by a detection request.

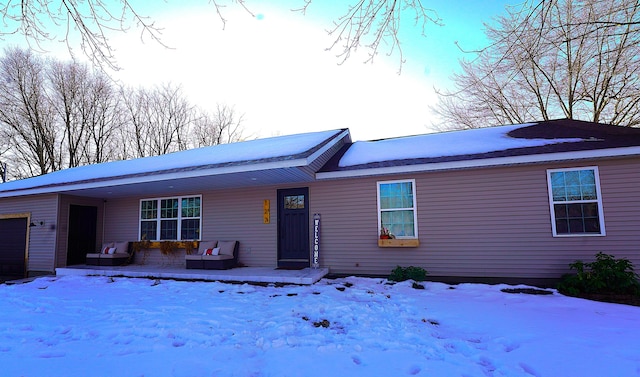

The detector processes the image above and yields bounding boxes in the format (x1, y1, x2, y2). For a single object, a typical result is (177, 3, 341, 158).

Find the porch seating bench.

(86, 241, 132, 266)
(185, 240, 239, 270)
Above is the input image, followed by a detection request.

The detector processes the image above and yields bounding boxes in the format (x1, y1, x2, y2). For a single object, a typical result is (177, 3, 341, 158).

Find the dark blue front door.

(277, 188, 310, 268)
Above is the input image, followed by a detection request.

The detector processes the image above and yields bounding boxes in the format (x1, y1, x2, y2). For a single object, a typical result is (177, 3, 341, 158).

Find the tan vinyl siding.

(103, 188, 279, 267)
(203, 187, 277, 267)
(310, 156, 640, 280)
(0, 194, 58, 274)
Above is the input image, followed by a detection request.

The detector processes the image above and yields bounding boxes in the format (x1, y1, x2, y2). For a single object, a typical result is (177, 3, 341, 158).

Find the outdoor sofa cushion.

(86, 241, 131, 266)
(201, 254, 233, 261)
(186, 240, 238, 270)
(197, 240, 217, 255)
(217, 241, 235, 256)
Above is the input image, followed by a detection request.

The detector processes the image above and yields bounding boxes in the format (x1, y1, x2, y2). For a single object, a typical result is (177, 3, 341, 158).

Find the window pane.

(555, 219, 569, 234)
(552, 186, 566, 201)
(380, 182, 413, 209)
(140, 200, 157, 220)
(579, 169, 595, 185)
(160, 219, 178, 240)
(564, 171, 580, 186)
(284, 195, 305, 209)
(161, 199, 178, 218)
(181, 197, 201, 218)
(568, 218, 584, 233)
(581, 184, 596, 200)
(566, 185, 581, 201)
(181, 219, 200, 240)
(140, 221, 157, 241)
(550, 171, 564, 188)
(381, 210, 415, 237)
(553, 203, 600, 235)
(584, 217, 601, 233)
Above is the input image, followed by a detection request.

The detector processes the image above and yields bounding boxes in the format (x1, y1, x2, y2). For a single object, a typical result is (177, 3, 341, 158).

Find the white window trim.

(139, 195, 202, 241)
(546, 167, 605, 237)
(377, 179, 418, 239)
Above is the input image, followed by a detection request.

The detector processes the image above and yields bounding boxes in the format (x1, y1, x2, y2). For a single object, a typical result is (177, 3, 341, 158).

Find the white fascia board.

(316, 146, 640, 180)
(0, 158, 309, 198)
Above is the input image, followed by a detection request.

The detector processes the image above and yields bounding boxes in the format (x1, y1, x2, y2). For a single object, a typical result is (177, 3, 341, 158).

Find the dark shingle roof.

(319, 119, 640, 175)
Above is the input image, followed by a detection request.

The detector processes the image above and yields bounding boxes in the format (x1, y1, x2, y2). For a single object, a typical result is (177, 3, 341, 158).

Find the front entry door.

(67, 205, 97, 265)
(277, 188, 310, 269)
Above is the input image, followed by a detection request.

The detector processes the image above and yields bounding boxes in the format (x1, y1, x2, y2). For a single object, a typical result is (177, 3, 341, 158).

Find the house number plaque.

(263, 200, 270, 224)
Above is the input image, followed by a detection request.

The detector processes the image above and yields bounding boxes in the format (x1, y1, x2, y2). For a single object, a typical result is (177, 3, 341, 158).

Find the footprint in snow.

(408, 365, 422, 375)
(519, 362, 539, 376)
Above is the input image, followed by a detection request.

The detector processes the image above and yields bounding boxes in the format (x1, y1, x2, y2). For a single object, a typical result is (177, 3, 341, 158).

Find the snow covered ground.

(0, 275, 638, 377)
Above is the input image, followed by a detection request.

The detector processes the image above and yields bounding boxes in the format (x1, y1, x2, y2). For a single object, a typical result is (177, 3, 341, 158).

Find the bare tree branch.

(0, 0, 165, 70)
(319, 0, 441, 72)
(434, 0, 640, 130)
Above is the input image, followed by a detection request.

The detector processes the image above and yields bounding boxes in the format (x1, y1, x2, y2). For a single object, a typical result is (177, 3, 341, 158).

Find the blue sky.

(7, 1, 514, 141)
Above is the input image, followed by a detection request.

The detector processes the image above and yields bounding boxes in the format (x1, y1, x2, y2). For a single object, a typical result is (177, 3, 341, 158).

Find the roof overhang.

(0, 129, 351, 199)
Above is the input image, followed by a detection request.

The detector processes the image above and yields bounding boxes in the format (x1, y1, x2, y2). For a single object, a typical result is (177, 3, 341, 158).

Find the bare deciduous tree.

(0, 48, 248, 180)
(85, 73, 127, 164)
(121, 83, 194, 158)
(434, 0, 640, 129)
(191, 104, 246, 148)
(0, 47, 58, 177)
(49, 61, 126, 166)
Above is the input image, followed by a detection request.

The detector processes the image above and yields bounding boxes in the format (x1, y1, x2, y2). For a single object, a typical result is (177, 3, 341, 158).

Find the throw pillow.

(204, 248, 220, 256)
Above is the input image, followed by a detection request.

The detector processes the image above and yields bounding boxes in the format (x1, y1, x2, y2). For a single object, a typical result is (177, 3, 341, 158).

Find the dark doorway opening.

(67, 205, 97, 265)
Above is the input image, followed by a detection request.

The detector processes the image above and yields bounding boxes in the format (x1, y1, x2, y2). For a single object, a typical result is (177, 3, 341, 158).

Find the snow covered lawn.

(0, 275, 638, 377)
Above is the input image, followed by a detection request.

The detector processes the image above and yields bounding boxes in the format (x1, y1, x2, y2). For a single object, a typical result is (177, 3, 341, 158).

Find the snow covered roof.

(2, 119, 639, 198)
(0, 129, 349, 198)
(318, 119, 640, 179)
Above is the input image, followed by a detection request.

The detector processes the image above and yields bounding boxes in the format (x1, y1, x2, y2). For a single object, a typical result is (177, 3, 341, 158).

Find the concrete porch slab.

(55, 265, 330, 285)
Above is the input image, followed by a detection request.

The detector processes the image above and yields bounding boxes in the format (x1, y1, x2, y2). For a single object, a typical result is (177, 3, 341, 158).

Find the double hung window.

(139, 195, 201, 240)
(547, 167, 605, 236)
(377, 180, 418, 238)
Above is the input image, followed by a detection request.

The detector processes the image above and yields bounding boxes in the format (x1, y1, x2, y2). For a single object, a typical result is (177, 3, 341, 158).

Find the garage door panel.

(0, 217, 27, 278)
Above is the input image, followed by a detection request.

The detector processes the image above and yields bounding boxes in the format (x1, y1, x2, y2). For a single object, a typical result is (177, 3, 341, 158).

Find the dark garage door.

(0, 217, 28, 280)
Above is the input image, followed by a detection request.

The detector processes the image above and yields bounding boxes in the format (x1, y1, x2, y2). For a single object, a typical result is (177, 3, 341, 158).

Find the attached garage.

(0, 214, 29, 280)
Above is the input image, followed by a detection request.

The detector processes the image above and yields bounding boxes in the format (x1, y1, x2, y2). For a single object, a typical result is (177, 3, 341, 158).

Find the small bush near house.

(557, 252, 640, 297)
(389, 266, 428, 282)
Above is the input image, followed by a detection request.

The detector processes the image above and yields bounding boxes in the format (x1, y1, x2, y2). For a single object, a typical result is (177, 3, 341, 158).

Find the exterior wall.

(99, 155, 640, 282)
(0, 194, 59, 275)
(310, 157, 640, 281)
(103, 187, 281, 267)
(56, 195, 105, 267)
